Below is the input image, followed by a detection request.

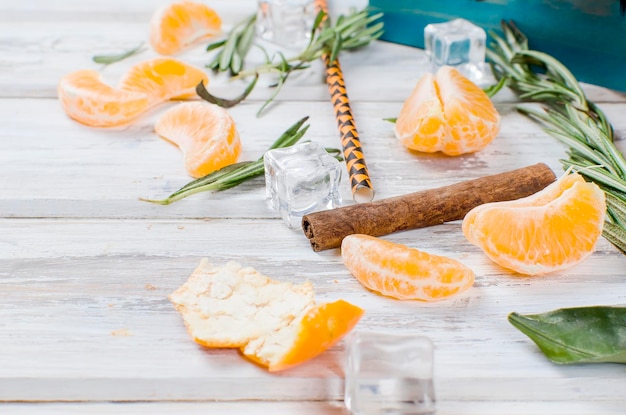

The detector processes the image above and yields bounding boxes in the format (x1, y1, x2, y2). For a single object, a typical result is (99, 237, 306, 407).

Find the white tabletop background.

(1, 1, 625, 413)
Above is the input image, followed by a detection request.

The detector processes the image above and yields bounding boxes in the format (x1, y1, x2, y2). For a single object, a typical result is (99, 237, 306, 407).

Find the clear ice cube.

(424, 18, 486, 83)
(256, 0, 316, 50)
(345, 331, 436, 415)
(264, 142, 342, 228)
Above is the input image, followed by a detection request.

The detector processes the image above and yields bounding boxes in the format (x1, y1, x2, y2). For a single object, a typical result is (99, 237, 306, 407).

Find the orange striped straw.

(314, 0, 375, 203)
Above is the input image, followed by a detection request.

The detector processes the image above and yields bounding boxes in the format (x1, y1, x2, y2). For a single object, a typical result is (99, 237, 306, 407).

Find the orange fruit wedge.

(169, 260, 364, 372)
(150, 0, 222, 55)
(58, 58, 209, 127)
(57, 70, 150, 127)
(462, 172, 606, 275)
(119, 57, 209, 103)
(395, 66, 501, 155)
(154, 101, 241, 178)
(341, 234, 475, 301)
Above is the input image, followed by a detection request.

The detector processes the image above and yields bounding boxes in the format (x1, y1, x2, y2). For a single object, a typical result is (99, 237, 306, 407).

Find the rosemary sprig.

(487, 20, 626, 254)
(206, 14, 257, 76)
(203, 8, 383, 116)
(140, 116, 341, 205)
(92, 42, 146, 65)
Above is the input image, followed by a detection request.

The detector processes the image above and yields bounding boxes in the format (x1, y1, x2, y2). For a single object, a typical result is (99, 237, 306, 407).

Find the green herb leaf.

(207, 14, 258, 75)
(92, 42, 146, 65)
(211, 8, 383, 114)
(483, 76, 508, 98)
(206, 39, 227, 52)
(488, 20, 626, 255)
(195, 75, 258, 108)
(508, 306, 626, 364)
(383, 117, 397, 124)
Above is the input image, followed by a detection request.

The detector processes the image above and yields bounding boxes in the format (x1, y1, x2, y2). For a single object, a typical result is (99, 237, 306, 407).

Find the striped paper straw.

(314, 0, 375, 203)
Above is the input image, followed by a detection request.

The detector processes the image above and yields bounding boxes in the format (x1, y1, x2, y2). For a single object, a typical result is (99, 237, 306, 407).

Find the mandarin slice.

(394, 72, 447, 152)
(57, 69, 150, 127)
(395, 66, 500, 155)
(341, 234, 475, 301)
(154, 101, 241, 178)
(462, 172, 606, 275)
(118, 57, 209, 102)
(150, 0, 222, 55)
(169, 259, 364, 372)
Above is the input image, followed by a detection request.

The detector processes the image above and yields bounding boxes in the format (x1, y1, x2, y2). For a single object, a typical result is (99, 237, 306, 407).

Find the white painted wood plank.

(2, 401, 626, 415)
(0, 7, 623, 103)
(0, 98, 624, 219)
(0, 221, 624, 402)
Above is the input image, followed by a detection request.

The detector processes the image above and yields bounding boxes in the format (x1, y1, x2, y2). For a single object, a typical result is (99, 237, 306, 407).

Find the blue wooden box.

(368, 0, 626, 92)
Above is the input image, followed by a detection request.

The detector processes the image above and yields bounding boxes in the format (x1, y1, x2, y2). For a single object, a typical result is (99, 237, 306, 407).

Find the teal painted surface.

(369, 0, 626, 91)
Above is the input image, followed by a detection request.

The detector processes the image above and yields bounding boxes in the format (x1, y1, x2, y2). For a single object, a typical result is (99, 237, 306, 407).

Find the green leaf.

(92, 42, 146, 65)
(328, 30, 343, 64)
(483, 76, 508, 98)
(383, 117, 397, 124)
(508, 306, 626, 364)
(195, 75, 258, 108)
(206, 39, 227, 52)
(207, 7, 383, 115)
(603, 222, 626, 254)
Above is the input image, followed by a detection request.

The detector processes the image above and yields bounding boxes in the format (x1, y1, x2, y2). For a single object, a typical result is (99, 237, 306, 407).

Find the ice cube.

(264, 142, 342, 228)
(345, 331, 436, 415)
(424, 18, 487, 84)
(256, 0, 316, 50)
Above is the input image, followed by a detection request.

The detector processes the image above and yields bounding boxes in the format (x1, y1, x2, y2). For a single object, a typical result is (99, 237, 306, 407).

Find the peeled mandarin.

(57, 69, 150, 127)
(154, 101, 241, 178)
(341, 234, 475, 301)
(462, 172, 606, 275)
(150, 0, 222, 55)
(395, 66, 500, 155)
(118, 57, 209, 102)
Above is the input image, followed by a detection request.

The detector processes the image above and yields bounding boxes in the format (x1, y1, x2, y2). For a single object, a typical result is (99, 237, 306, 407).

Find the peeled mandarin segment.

(169, 260, 316, 348)
(150, 0, 222, 55)
(242, 299, 364, 372)
(154, 101, 241, 178)
(341, 234, 475, 301)
(394, 73, 448, 152)
(57, 70, 150, 127)
(436, 66, 501, 155)
(118, 58, 209, 103)
(462, 172, 606, 276)
(394, 66, 500, 155)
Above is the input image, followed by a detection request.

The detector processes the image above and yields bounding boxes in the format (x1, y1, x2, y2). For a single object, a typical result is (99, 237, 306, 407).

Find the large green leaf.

(508, 306, 626, 364)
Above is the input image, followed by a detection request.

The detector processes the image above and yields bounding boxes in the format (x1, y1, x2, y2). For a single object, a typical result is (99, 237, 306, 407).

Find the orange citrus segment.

(118, 57, 209, 102)
(462, 172, 606, 275)
(169, 260, 364, 372)
(394, 73, 447, 152)
(150, 0, 222, 55)
(57, 70, 150, 127)
(394, 66, 500, 155)
(242, 300, 364, 372)
(341, 234, 475, 301)
(154, 101, 241, 178)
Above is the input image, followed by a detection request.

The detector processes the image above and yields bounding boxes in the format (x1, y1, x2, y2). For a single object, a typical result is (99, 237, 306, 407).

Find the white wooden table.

(1, 1, 625, 414)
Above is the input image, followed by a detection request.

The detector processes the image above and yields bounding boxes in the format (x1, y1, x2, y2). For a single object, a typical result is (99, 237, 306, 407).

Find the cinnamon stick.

(302, 163, 556, 251)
